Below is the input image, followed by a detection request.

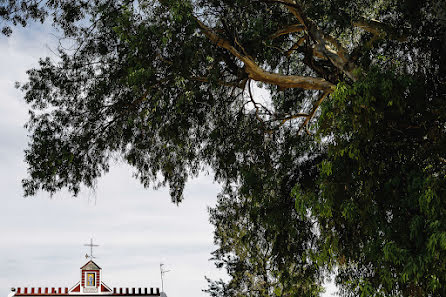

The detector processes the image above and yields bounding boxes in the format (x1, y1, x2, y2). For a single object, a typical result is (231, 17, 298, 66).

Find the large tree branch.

(264, 0, 359, 81)
(353, 17, 407, 42)
(195, 18, 335, 91)
(350, 18, 408, 61)
(262, 0, 306, 26)
(270, 24, 304, 39)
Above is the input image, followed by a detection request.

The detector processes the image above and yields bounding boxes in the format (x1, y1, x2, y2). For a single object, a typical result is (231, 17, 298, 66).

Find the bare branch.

(189, 76, 247, 88)
(194, 17, 336, 91)
(156, 53, 174, 65)
(262, 0, 359, 81)
(247, 81, 273, 134)
(286, 36, 306, 56)
(270, 24, 304, 39)
(298, 91, 329, 134)
(353, 17, 407, 42)
(267, 0, 306, 26)
(276, 113, 309, 129)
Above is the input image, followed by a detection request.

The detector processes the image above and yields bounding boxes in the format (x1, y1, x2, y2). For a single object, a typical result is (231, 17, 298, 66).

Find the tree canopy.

(2, 0, 446, 296)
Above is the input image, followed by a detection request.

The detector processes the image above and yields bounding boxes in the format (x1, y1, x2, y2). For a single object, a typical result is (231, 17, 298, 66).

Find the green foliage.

(206, 185, 323, 297)
(296, 67, 446, 296)
(2, 0, 446, 296)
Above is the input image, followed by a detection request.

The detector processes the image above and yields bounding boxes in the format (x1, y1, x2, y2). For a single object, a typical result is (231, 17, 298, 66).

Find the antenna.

(160, 263, 170, 292)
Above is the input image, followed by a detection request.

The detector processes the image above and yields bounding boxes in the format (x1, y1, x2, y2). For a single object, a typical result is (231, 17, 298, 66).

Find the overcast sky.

(0, 22, 229, 297)
(0, 22, 335, 297)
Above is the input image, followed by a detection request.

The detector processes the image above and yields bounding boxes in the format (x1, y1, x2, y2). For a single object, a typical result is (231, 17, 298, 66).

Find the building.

(8, 260, 165, 297)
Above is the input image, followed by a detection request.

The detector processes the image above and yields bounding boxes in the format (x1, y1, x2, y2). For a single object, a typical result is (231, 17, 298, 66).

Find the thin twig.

(298, 91, 329, 134)
(276, 113, 309, 128)
(286, 36, 306, 56)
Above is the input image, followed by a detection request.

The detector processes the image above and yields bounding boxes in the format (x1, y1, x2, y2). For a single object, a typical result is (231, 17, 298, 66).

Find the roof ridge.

(80, 260, 101, 270)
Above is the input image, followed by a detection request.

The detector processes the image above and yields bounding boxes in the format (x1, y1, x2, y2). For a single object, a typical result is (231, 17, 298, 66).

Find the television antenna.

(160, 263, 170, 292)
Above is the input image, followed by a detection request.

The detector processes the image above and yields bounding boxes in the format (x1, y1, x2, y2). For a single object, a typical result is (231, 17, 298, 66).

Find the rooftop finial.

(84, 238, 99, 260)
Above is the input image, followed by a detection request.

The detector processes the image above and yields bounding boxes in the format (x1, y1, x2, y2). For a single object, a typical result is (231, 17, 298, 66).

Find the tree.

(205, 137, 324, 297)
(2, 0, 445, 296)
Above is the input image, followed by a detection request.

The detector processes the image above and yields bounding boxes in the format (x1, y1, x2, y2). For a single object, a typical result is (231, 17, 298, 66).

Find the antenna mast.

(160, 263, 170, 292)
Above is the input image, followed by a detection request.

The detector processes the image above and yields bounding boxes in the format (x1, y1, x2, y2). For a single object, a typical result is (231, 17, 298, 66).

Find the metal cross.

(84, 238, 99, 260)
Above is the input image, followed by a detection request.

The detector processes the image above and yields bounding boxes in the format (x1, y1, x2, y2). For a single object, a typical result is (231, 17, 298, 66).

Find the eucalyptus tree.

(2, 0, 445, 296)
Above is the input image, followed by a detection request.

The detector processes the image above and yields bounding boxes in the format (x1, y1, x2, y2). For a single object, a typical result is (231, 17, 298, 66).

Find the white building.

(8, 260, 165, 297)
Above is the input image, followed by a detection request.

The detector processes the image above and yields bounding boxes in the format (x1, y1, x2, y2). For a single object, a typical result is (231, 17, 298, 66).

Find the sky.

(0, 23, 227, 297)
(0, 21, 336, 297)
